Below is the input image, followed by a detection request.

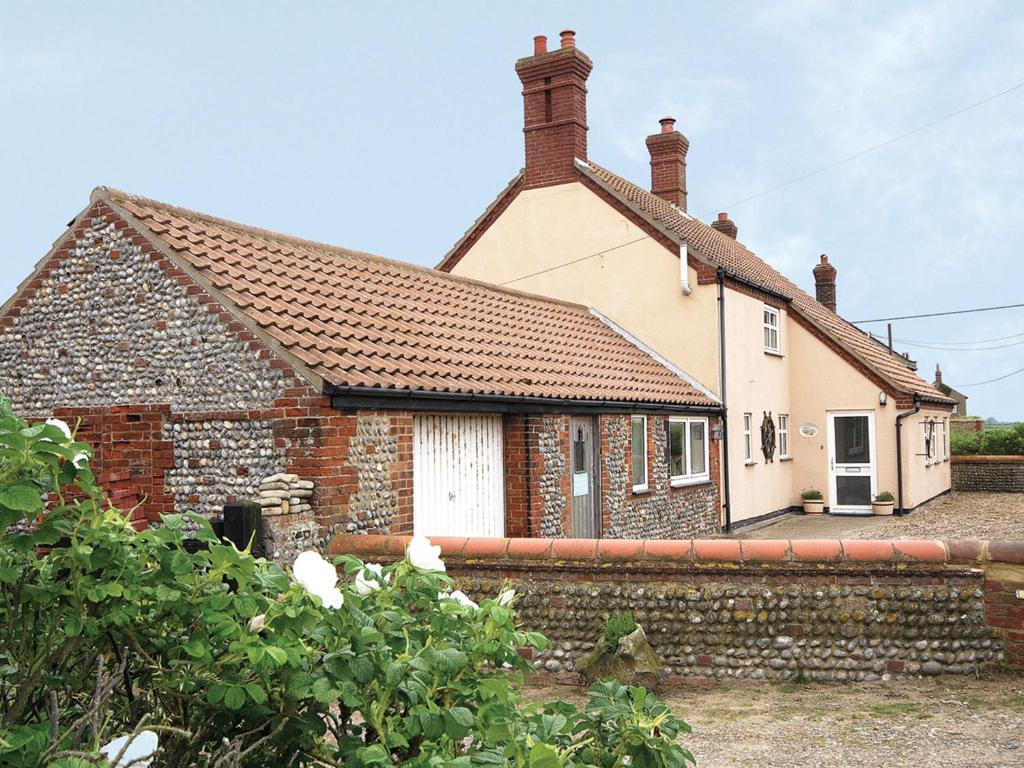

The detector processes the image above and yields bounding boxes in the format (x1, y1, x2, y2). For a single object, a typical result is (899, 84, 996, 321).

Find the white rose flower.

(447, 590, 478, 610)
(248, 613, 266, 632)
(354, 562, 389, 595)
(497, 589, 516, 606)
(44, 418, 72, 441)
(100, 730, 159, 768)
(292, 550, 343, 609)
(72, 451, 90, 469)
(406, 535, 445, 572)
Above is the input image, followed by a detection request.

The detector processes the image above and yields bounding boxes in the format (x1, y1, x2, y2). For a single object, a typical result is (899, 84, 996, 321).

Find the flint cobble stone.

(0, 218, 285, 416)
(458, 576, 1003, 681)
(346, 415, 399, 533)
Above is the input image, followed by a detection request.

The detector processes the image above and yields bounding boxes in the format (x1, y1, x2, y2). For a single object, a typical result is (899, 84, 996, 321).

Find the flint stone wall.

(537, 416, 568, 537)
(602, 415, 719, 539)
(333, 535, 1024, 681)
(0, 215, 285, 416)
(951, 456, 1024, 492)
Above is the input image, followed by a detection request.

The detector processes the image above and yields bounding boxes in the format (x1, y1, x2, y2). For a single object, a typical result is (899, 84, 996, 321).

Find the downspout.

(895, 396, 921, 516)
(717, 267, 732, 532)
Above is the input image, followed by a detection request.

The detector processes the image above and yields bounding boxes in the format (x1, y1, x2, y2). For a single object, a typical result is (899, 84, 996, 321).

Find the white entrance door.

(827, 411, 876, 515)
(413, 414, 505, 537)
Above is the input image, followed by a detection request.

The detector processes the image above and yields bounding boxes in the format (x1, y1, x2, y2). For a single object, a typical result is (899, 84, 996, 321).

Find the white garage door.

(413, 414, 505, 537)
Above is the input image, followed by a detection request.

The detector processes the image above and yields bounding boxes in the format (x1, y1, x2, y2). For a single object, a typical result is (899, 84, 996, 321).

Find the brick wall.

(951, 456, 1024, 492)
(336, 535, 1024, 680)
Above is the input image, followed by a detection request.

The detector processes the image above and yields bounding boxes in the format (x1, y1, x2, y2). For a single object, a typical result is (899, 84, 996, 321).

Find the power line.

(706, 78, 1024, 216)
(852, 303, 1024, 324)
(894, 338, 1024, 352)
(498, 235, 651, 286)
(896, 331, 1024, 346)
(951, 365, 1024, 387)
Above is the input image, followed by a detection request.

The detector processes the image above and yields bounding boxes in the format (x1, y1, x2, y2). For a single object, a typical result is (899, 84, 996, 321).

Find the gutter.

(895, 396, 922, 515)
(324, 384, 722, 416)
(717, 267, 733, 532)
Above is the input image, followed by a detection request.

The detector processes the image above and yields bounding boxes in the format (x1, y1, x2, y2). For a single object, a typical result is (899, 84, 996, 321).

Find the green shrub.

(800, 488, 823, 501)
(0, 399, 695, 767)
(602, 612, 638, 651)
(952, 424, 1024, 456)
(874, 491, 894, 503)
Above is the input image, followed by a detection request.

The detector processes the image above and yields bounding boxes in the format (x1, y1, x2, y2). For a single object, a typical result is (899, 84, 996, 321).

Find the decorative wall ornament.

(799, 423, 819, 438)
(761, 411, 776, 463)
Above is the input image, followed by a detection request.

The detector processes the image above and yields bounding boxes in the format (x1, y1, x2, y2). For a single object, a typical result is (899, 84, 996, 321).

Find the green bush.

(951, 423, 1024, 456)
(602, 612, 638, 652)
(800, 488, 823, 501)
(0, 400, 695, 767)
(873, 491, 894, 503)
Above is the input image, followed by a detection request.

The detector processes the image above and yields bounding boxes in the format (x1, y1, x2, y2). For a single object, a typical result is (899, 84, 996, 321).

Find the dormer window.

(763, 306, 780, 353)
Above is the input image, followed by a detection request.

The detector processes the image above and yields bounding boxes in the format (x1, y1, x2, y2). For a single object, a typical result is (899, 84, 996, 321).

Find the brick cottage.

(0, 188, 723, 561)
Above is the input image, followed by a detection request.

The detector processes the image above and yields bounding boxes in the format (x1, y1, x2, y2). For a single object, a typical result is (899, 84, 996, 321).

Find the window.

(763, 306, 780, 353)
(778, 414, 790, 458)
(743, 413, 753, 463)
(943, 419, 949, 460)
(923, 419, 938, 464)
(631, 415, 648, 491)
(668, 417, 709, 485)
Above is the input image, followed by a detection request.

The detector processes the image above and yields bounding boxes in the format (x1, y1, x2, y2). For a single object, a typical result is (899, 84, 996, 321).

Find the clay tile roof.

(574, 161, 951, 403)
(99, 188, 717, 408)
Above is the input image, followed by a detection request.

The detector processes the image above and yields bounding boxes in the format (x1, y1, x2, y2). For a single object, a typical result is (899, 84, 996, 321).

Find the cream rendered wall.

(788, 319, 899, 509)
(723, 289, 793, 523)
(902, 407, 953, 509)
(447, 182, 721, 394)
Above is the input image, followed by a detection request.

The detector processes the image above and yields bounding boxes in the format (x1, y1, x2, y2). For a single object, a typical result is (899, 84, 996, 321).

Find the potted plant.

(872, 491, 895, 516)
(801, 488, 824, 514)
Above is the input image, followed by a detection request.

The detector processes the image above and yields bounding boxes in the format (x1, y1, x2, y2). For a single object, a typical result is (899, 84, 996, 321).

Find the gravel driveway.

(737, 492, 1024, 540)
(528, 674, 1024, 767)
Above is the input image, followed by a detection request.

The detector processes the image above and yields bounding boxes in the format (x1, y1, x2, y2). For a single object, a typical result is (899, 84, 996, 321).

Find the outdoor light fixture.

(879, 391, 887, 406)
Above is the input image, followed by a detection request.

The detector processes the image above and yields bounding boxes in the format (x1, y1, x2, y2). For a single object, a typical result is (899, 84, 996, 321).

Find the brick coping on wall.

(332, 535, 1024, 566)
(952, 455, 1024, 464)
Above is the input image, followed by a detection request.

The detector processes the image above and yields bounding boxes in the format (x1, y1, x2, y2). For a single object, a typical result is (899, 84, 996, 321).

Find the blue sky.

(2, 1, 1023, 418)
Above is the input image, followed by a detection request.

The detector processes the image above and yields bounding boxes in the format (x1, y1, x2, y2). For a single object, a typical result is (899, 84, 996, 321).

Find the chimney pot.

(813, 253, 838, 312)
(560, 29, 576, 48)
(533, 35, 547, 55)
(659, 116, 676, 133)
(710, 212, 738, 239)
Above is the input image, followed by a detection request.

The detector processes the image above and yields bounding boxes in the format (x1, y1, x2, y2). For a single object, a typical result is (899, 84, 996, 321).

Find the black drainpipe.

(895, 396, 921, 516)
(717, 267, 733, 532)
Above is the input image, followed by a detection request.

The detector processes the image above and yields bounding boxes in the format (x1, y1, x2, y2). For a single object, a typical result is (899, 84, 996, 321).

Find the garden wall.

(951, 456, 1024, 492)
(334, 535, 1024, 682)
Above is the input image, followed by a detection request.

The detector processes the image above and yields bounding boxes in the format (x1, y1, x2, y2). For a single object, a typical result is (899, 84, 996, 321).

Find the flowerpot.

(872, 501, 894, 516)
(802, 500, 824, 514)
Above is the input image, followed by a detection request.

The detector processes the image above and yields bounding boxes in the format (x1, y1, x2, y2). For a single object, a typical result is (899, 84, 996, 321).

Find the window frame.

(778, 413, 790, 459)
(668, 416, 710, 487)
(743, 412, 753, 464)
(763, 305, 781, 354)
(630, 415, 649, 492)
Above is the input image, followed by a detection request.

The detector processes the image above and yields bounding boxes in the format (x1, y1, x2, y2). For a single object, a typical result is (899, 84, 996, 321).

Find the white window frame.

(943, 418, 949, 461)
(778, 414, 790, 459)
(743, 413, 753, 464)
(763, 305, 781, 354)
(668, 416, 710, 487)
(631, 415, 648, 492)
(924, 419, 938, 464)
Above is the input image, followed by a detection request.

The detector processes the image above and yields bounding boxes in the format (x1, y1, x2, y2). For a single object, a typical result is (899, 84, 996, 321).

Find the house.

(439, 31, 955, 523)
(933, 365, 968, 416)
(0, 187, 722, 561)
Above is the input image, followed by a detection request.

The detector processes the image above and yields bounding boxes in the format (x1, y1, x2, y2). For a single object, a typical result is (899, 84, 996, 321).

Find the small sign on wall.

(573, 472, 589, 496)
(800, 423, 819, 438)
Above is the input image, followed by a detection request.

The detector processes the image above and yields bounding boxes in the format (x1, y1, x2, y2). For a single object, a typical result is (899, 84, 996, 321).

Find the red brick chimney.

(645, 117, 690, 210)
(515, 30, 593, 189)
(934, 364, 944, 387)
(813, 254, 837, 312)
(710, 212, 737, 239)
